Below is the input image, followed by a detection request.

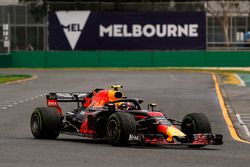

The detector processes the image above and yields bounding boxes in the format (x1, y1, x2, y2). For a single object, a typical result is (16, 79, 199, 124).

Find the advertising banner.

(49, 11, 206, 50)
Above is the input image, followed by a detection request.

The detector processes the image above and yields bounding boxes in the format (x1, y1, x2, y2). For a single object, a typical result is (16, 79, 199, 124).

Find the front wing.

(128, 133, 223, 146)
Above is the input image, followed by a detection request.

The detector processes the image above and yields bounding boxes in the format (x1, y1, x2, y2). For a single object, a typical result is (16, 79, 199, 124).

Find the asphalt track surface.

(0, 69, 249, 167)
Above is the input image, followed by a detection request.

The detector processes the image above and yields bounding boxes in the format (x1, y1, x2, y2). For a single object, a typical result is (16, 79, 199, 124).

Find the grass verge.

(0, 74, 32, 84)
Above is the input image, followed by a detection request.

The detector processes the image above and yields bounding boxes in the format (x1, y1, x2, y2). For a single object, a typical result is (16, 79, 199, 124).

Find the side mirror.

(138, 99, 144, 104)
(148, 103, 157, 111)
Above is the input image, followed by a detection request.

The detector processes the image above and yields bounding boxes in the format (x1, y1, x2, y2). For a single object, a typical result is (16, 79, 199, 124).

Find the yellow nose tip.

(166, 126, 186, 142)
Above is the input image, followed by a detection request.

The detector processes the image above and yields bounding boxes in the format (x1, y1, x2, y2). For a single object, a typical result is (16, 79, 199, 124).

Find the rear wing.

(46, 92, 90, 102)
(46, 92, 90, 107)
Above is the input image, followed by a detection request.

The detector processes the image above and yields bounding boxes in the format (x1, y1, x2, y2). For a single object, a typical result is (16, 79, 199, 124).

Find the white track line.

(0, 104, 9, 107)
(229, 74, 250, 137)
(236, 114, 250, 137)
(235, 74, 246, 87)
(0, 94, 46, 110)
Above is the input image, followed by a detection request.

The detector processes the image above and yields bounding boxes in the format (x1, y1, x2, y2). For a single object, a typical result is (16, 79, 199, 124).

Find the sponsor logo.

(56, 11, 90, 50)
(128, 134, 141, 142)
(99, 24, 199, 38)
(47, 101, 58, 107)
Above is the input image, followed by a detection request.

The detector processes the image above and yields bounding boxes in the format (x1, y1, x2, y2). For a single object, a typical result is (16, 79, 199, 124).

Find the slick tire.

(181, 113, 212, 147)
(30, 107, 61, 139)
(107, 112, 136, 146)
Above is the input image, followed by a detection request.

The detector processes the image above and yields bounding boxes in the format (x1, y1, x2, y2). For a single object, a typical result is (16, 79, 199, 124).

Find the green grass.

(0, 74, 31, 84)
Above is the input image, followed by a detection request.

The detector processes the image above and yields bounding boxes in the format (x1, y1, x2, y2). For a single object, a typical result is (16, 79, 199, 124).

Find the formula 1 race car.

(30, 85, 223, 148)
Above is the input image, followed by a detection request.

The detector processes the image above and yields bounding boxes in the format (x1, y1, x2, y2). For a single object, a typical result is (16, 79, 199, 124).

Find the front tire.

(107, 112, 136, 146)
(181, 113, 212, 147)
(30, 107, 61, 139)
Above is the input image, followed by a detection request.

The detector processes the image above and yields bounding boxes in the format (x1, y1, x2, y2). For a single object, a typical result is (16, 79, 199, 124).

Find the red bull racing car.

(30, 85, 223, 148)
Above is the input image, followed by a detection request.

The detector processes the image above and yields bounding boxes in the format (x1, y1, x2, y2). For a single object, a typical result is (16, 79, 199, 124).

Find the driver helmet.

(118, 102, 136, 110)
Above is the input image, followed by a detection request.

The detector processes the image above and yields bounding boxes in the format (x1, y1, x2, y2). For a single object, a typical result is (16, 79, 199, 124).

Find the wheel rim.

(31, 115, 40, 133)
(108, 120, 118, 138)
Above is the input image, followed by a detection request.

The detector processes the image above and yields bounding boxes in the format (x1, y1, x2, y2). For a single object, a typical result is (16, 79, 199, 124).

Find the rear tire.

(30, 107, 61, 139)
(181, 113, 212, 148)
(106, 112, 136, 146)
